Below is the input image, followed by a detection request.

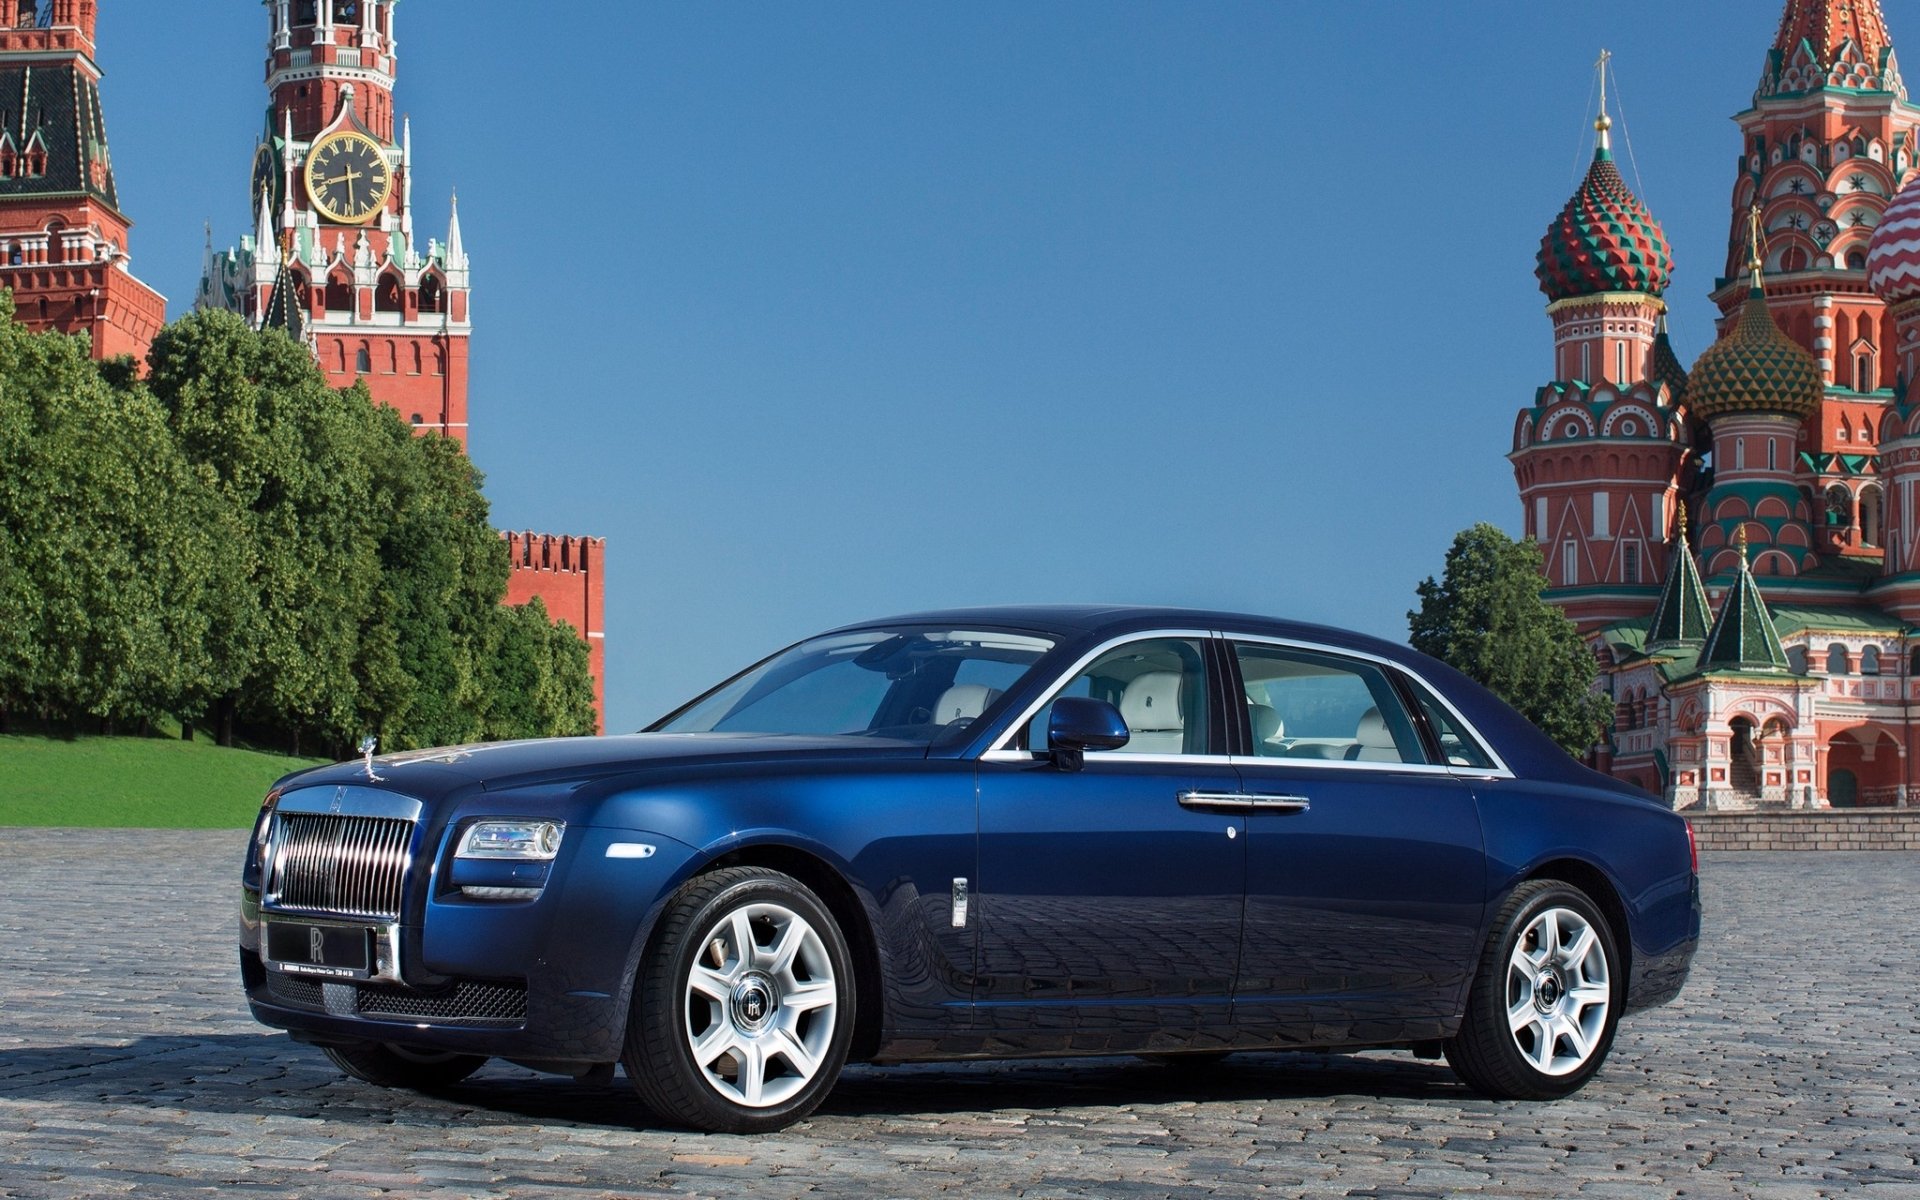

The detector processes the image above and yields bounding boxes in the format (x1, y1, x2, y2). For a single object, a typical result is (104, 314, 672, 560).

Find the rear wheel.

(323, 1042, 487, 1090)
(1445, 879, 1620, 1100)
(624, 867, 854, 1133)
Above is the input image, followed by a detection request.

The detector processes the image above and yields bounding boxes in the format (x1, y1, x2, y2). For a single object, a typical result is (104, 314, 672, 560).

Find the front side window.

(1234, 643, 1423, 765)
(1023, 637, 1211, 756)
(654, 627, 1055, 744)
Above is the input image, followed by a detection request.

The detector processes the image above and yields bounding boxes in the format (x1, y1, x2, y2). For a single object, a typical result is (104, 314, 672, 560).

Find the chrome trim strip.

(274, 785, 424, 822)
(1178, 791, 1311, 813)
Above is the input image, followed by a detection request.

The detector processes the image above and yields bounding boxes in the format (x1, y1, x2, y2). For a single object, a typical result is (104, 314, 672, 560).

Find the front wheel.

(323, 1042, 487, 1090)
(1445, 880, 1621, 1100)
(624, 867, 855, 1133)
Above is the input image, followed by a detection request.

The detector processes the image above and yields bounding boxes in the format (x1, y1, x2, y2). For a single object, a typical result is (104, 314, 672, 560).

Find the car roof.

(829, 604, 1417, 661)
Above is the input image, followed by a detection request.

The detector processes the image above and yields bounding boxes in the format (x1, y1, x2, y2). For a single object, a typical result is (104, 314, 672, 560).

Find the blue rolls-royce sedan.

(238, 606, 1700, 1132)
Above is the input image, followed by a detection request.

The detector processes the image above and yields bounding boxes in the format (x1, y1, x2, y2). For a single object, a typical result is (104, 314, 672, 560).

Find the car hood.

(275, 733, 931, 797)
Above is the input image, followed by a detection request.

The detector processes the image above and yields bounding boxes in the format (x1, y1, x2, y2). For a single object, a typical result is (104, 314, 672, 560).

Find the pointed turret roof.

(261, 264, 306, 343)
(1761, 0, 1903, 97)
(1699, 530, 1791, 673)
(1649, 315, 1689, 405)
(1646, 506, 1713, 651)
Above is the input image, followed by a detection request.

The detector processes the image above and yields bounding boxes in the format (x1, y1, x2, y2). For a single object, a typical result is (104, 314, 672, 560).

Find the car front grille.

(266, 813, 413, 921)
(265, 972, 527, 1026)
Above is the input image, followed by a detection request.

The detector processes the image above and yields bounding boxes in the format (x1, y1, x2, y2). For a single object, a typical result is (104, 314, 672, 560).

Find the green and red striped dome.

(1536, 148, 1674, 303)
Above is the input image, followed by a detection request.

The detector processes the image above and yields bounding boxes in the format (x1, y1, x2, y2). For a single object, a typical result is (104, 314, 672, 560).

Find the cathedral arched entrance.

(1824, 725, 1904, 808)
(1727, 716, 1764, 802)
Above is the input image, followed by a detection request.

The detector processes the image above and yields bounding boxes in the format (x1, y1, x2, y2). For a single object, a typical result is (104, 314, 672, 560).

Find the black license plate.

(267, 922, 371, 979)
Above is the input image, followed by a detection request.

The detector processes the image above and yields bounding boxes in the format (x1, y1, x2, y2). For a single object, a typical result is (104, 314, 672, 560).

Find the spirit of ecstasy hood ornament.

(358, 735, 383, 781)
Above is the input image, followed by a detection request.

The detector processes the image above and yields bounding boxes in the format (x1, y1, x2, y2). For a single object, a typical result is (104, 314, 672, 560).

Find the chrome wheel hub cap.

(1505, 906, 1611, 1077)
(683, 901, 837, 1109)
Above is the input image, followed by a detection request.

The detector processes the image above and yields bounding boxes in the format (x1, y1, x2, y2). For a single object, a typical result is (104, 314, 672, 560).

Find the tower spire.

(1645, 503, 1714, 651)
(1595, 49, 1613, 156)
(1698, 526, 1792, 673)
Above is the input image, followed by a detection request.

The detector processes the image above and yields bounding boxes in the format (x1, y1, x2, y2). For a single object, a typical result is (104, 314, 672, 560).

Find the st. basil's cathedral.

(0, 2, 606, 728)
(1519, 0, 1920, 809)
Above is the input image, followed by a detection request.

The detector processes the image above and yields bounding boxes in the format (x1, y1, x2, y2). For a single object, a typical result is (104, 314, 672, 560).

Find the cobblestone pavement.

(0, 830, 1914, 1199)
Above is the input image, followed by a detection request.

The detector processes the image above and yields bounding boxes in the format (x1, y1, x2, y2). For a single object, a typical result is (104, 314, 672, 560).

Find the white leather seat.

(1249, 703, 1285, 752)
(1347, 708, 1401, 762)
(933, 683, 1000, 725)
(1120, 672, 1185, 754)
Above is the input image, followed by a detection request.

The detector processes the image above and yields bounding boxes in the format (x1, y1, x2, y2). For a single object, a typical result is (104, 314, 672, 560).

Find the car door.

(973, 634, 1247, 1045)
(1222, 638, 1488, 1046)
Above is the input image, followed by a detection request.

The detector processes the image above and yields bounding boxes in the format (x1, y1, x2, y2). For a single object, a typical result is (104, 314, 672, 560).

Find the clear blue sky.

(98, 2, 1801, 731)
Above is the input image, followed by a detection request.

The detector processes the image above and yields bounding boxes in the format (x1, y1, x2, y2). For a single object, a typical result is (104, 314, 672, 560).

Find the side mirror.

(1047, 697, 1129, 772)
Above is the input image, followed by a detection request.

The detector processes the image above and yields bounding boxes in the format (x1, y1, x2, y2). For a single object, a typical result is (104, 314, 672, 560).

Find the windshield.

(652, 626, 1057, 744)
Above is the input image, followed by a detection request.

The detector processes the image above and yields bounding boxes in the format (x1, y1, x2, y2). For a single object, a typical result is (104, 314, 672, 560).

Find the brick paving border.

(1, 830, 1915, 1198)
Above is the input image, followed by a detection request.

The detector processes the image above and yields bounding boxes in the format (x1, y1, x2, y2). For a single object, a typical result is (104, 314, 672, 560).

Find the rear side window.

(1234, 642, 1423, 765)
(1403, 677, 1499, 770)
(1024, 637, 1212, 756)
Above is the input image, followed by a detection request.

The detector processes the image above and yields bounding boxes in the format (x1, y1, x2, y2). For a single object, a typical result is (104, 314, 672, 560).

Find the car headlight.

(457, 820, 565, 861)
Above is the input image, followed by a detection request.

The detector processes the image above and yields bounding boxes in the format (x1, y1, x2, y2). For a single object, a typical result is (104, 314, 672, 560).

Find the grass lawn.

(0, 735, 330, 828)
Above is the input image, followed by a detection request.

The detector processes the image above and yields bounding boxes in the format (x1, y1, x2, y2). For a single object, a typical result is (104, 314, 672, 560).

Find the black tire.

(623, 867, 856, 1134)
(323, 1042, 487, 1090)
(1445, 879, 1622, 1100)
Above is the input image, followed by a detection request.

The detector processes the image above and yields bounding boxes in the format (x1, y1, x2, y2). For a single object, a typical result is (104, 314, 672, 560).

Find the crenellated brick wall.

(1687, 810, 1920, 851)
(503, 531, 606, 732)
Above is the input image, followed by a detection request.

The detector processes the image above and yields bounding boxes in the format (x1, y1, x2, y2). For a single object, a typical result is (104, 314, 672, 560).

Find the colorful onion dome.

(1536, 136, 1675, 303)
(1685, 287, 1824, 421)
(1867, 173, 1920, 305)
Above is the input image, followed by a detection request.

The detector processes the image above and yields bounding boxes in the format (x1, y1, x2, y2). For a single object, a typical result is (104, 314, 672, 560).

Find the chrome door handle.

(1178, 791, 1311, 813)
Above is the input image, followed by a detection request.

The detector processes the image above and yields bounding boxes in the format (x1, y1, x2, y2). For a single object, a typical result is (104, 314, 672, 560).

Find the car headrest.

(1249, 703, 1284, 744)
(1121, 672, 1184, 733)
(933, 683, 1000, 725)
(1355, 707, 1395, 748)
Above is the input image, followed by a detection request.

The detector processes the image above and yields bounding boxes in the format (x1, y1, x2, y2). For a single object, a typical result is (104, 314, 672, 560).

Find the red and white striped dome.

(1867, 177, 1920, 305)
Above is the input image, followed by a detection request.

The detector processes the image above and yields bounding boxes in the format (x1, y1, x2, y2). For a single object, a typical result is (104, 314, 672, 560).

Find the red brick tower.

(201, 1, 607, 732)
(0, 0, 163, 360)
(1513, 68, 1697, 630)
(1712, 0, 1920, 561)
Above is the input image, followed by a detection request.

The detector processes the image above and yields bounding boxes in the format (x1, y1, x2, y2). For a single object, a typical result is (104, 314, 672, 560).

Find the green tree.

(1408, 523, 1612, 757)
(482, 598, 599, 740)
(146, 310, 382, 751)
(0, 295, 232, 729)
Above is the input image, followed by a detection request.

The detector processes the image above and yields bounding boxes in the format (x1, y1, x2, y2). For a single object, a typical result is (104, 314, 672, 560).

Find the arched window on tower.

(409, 342, 422, 375)
(1863, 645, 1883, 676)
(1828, 643, 1851, 675)
(294, 0, 316, 24)
(1623, 542, 1640, 584)
(1861, 484, 1885, 548)
(1826, 484, 1855, 530)
(384, 340, 397, 374)
(1857, 350, 1877, 393)
(355, 342, 372, 375)
(44, 220, 63, 265)
(375, 271, 403, 314)
(419, 274, 443, 314)
(1788, 646, 1809, 675)
(325, 269, 352, 313)
(1848, 250, 1868, 270)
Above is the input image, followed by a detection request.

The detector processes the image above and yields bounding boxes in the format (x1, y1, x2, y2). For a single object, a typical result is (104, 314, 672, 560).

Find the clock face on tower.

(252, 144, 278, 211)
(303, 130, 393, 225)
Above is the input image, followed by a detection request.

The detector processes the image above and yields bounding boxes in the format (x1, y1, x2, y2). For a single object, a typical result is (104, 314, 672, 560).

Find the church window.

(1848, 250, 1868, 270)
(1862, 485, 1884, 548)
(1787, 647, 1809, 675)
(1827, 644, 1851, 675)
(1580, 343, 1591, 382)
(355, 343, 371, 374)
(1768, 439, 1778, 471)
(1735, 438, 1747, 470)
(1615, 343, 1626, 383)
(1593, 494, 1609, 539)
(1857, 351, 1876, 392)
(375, 272, 403, 313)
(1623, 543, 1639, 584)
(1561, 541, 1577, 585)
(1535, 497, 1548, 538)
(325, 271, 351, 313)
(1826, 484, 1854, 528)
(1653, 493, 1666, 536)
(1863, 646, 1883, 676)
